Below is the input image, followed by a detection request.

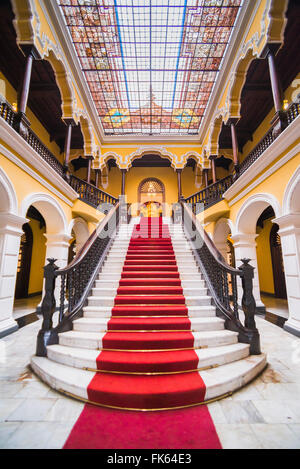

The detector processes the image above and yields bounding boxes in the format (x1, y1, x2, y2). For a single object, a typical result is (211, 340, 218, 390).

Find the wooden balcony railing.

(185, 101, 300, 214)
(69, 174, 118, 209)
(0, 98, 117, 208)
(184, 174, 233, 213)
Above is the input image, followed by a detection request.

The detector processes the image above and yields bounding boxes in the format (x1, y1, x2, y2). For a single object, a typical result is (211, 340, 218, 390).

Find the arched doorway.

(138, 178, 165, 216)
(15, 223, 33, 299)
(270, 223, 287, 299)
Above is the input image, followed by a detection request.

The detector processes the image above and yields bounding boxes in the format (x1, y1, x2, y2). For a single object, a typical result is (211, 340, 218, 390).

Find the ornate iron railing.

(184, 174, 233, 214)
(69, 174, 118, 209)
(175, 201, 261, 355)
(36, 202, 122, 356)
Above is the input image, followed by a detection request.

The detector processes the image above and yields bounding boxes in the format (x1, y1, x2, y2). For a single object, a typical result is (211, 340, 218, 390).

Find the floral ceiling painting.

(58, 0, 243, 135)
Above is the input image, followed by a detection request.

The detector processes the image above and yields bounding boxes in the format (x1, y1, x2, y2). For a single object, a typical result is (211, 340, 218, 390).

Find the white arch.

(213, 217, 235, 244)
(20, 193, 68, 234)
(235, 193, 282, 235)
(68, 217, 90, 252)
(282, 166, 300, 215)
(0, 167, 18, 214)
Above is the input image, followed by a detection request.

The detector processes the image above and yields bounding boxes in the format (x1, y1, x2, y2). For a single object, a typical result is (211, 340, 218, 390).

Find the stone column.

(86, 156, 94, 184)
(203, 168, 209, 188)
(209, 155, 217, 184)
(260, 43, 287, 136)
(62, 118, 76, 172)
(121, 169, 126, 196)
(273, 214, 300, 336)
(95, 169, 101, 188)
(0, 213, 28, 337)
(14, 45, 41, 137)
(176, 169, 182, 201)
(231, 233, 266, 313)
(228, 118, 239, 174)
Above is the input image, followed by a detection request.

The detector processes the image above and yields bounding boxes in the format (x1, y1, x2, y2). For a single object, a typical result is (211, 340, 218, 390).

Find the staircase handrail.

(36, 201, 121, 356)
(178, 201, 261, 354)
(68, 174, 118, 208)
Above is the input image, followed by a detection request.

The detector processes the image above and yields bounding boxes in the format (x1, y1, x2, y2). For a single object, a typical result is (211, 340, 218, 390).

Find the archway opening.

(13, 206, 46, 323)
(138, 178, 165, 217)
(256, 206, 288, 323)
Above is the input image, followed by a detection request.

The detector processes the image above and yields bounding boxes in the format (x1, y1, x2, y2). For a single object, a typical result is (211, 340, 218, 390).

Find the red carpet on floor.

(63, 404, 222, 449)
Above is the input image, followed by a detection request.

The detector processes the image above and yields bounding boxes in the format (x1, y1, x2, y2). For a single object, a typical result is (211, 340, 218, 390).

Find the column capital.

(226, 117, 239, 126)
(0, 212, 28, 236)
(209, 154, 218, 161)
(19, 44, 42, 60)
(259, 42, 281, 59)
(62, 118, 77, 127)
(273, 213, 300, 235)
(43, 233, 72, 248)
(231, 233, 258, 247)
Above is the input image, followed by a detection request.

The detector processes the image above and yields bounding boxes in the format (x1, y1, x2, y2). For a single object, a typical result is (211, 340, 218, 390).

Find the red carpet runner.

(63, 404, 222, 449)
(63, 217, 222, 448)
(86, 217, 207, 410)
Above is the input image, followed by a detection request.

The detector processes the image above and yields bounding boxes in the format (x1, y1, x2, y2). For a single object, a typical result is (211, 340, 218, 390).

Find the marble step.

(82, 304, 217, 318)
(31, 353, 266, 407)
(72, 316, 225, 333)
(45, 342, 250, 372)
(57, 329, 238, 350)
(185, 295, 212, 306)
(90, 286, 208, 298)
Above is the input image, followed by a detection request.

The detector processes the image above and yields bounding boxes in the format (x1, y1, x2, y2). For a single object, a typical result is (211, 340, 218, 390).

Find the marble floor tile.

(0, 422, 21, 448)
(0, 399, 25, 422)
(45, 397, 85, 423)
(250, 424, 300, 449)
(214, 424, 263, 449)
(252, 400, 300, 424)
(4, 422, 69, 449)
(219, 400, 265, 424)
(5, 398, 57, 422)
(207, 401, 227, 424)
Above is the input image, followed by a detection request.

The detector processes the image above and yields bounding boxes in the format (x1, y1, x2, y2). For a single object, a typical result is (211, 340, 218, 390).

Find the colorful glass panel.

(58, 0, 243, 135)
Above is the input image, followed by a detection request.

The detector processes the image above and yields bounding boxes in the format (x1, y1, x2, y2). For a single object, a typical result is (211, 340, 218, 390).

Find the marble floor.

(0, 312, 300, 449)
(261, 294, 289, 320)
(13, 295, 42, 320)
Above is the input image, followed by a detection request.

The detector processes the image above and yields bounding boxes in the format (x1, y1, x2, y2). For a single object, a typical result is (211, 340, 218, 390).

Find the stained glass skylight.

(58, 0, 243, 136)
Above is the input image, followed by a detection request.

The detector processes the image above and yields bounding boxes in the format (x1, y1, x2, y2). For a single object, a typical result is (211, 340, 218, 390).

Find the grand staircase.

(31, 217, 266, 411)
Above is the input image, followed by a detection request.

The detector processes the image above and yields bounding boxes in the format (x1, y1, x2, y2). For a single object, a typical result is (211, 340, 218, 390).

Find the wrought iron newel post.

(36, 258, 59, 357)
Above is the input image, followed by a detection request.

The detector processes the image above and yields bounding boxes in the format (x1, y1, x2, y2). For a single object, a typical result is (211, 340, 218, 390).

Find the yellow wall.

(27, 218, 46, 295)
(256, 218, 275, 294)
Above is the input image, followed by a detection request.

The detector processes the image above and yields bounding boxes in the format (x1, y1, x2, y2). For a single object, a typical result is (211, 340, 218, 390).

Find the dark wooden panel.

(0, 0, 83, 151)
